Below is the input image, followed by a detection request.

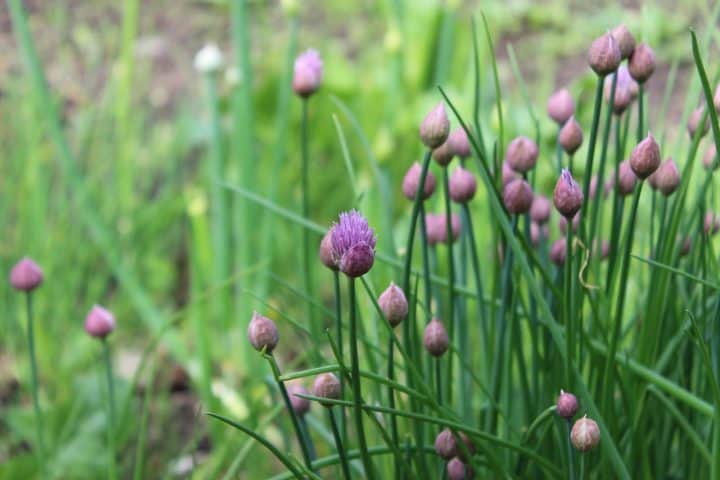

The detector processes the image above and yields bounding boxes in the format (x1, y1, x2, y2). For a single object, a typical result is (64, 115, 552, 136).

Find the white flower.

(194, 43, 224, 74)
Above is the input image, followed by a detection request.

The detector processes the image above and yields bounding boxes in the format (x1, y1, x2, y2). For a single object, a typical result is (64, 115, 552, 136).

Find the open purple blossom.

(331, 210, 377, 277)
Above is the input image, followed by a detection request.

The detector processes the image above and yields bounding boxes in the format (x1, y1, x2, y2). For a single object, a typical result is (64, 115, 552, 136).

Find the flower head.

(423, 318, 449, 357)
(503, 179, 534, 214)
(9, 257, 44, 292)
(655, 159, 680, 196)
(704, 144, 718, 171)
(402, 162, 437, 201)
(553, 169, 583, 218)
(420, 102, 450, 149)
(447, 128, 471, 158)
(530, 195, 552, 224)
(550, 238, 567, 266)
(556, 390, 579, 419)
(506, 136, 539, 173)
(319, 229, 338, 271)
(611, 24, 636, 59)
(378, 282, 408, 328)
(559, 116, 584, 155)
(571, 416, 601, 452)
(628, 43, 655, 84)
(449, 166, 477, 203)
(425, 213, 461, 245)
(292, 49, 323, 97)
(547, 88, 575, 125)
(84, 305, 116, 339)
(248, 311, 279, 352)
(331, 210, 377, 277)
(312, 373, 341, 407)
(588, 32, 622, 77)
(629, 133, 661, 179)
(447, 458, 468, 480)
(287, 382, 311, 416)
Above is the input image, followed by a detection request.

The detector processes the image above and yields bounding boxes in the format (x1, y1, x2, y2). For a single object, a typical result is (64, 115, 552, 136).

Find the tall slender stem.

(461, 203, 488, 363)
(402, 151, 433, 302)
(442, 168, 455, 404)
(24, 292, 46, 479)
(637, 84, 644, 143)
(332, 271, 346, 442)
(328, 408, 352, 480)
(566, 419, 576, 480)
(580, 78, 605, 240)
(103, 338, 118, 480)
(348, 277, 375, 478)
(301, 99, 315, 340)
(564, 220, 574, 387)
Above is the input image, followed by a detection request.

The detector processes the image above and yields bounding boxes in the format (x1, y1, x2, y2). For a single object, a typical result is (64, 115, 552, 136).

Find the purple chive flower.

(331, 210, 377, 278)
(447, 458, 468, 480)
(319, 228, 338, 271)
(553, 169, 583, 219)
(292, 49, 323, 98)
(571, 416, 601, 452)
(556, 390, 579, 419)
(9, 257, 44, 292)
(248, 311, 279, 352)
(84, 305, 116, 339)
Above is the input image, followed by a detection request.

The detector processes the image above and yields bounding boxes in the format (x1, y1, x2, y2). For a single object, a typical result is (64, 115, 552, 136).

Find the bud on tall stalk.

(378, 282, 408, 327)
(331, 210, 377, 278)
(553, 169, 583, 218)
(606, 161, 637, 196)
(628, 43, 656, 83)
(403, 162, 437, 200)
(447, 458, 468, 480)
(193, 44, 224, 74)
(606, 66, 638, 114)
(312, 373, 341, 406)
(530, 195, 552, 224)
(588, 32, 622, 76)
(292, 49, 323, 97)
(84, 305, 117, 339)
(449, 166, 477, 203)
(9, 257, 44, 292)
(319, 228, 338, 271)
(447, 128, 471, 159)
(556, 390, 579, 418)
(287, 382, 311, 416)
(423, 318, 449, 357)
(611, 24, 636, 59)
(559, 116, 584, 155)
(501, 162, 519, 186)
(571, 416, 601, 452)
(248, 312, 279, 352)
(550, 238, 567, 265)
(688, 107, 709, 138)
(420, 103, 450, 149)
(503, 179, 534, 214)
(547, 88, 575, 125)
(505, 136, 539, 173)
(703, 144, 718, 171)
(629, 134, 661, 179)
(705, 211, 720, 236)
(654, 159, 681, 196)
(425, 213, 461, 245)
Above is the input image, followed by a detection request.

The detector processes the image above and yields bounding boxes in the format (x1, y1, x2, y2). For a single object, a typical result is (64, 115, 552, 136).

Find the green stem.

(334, 270, 346, 443)
(301, 99, 316, 341)
(566, 419, 576, 480)
(328, 409, 352, 480)
(103, 338, 118, 480)
(580, 78, 605, 240)
(435, 357, 443, 405)
(637, 84, 644, 143)
(348, 277, 375, 478)
(24, 292, 46, 479)
(442, 168, 455, 404)
(461, 203, 489, 373)
(565, 221, 574, 387)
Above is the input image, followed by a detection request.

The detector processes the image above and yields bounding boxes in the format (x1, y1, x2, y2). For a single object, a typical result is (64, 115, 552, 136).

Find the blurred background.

(1, 0, 717, 477)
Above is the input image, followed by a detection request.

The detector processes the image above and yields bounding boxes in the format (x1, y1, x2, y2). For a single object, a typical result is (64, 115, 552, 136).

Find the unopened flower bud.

(433, 139, 456, 167)
(378, 282, 408, 327)
(547, 89, 575, 125)
(319, 229, 338, 270)
(530, 222, 549, 247)
(588, 33, 622, 77)
(571, 416, 601, 452)
(704, 144, 718, 171)
(403, 162, 437, 201)
(84, 305, 116, 339)
(287, 382, 311, 416)
(606, 67, 637, 115)
(447, 458, 467, 480)
(611, 24, 636, 59)
(506, 136, 539, 173)
(434, 429, 459, 460)
(616, 161, 637, 196)
(449, 166, 477, 203)
(589, 175, 599, 199)
(447, 128, 471, 158)
(420, 103, 450, 149)
(556, 390, 579, 418)
(292, 49, 323, 98)
(9, 257, 44, 292)
(559, 116, 583, 155)
(312, 373, 341, 406)
(629, 133, 661, 179)
(423, 318, 449, 357)
(550, 238, 567, 266)
(688, 107, 709, 139)
(503, 179, 533, 214)
(194, 44, 224, 74)
(501, 162, 518, 186)
(248, 311, 279, 352)
(705, 211, 720, 236)
(655, 159, 680, 196)
(628, 43, 655, 84)
(553, 169, 583, 218)
(530, 195, 552, 224)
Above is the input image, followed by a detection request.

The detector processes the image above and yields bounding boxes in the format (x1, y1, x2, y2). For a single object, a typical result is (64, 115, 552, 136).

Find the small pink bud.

(423, 318, 449, 357)
(501, 162, 518, 186)
(571, 416, 601, 452)
(705, 211, 720, 236)
(628, 43, 656, 84)
(553, 169, 583, 218)
(629, 133, 661, 179)
(319, 229, 338, 271)
(505, 136, 539, 173)
(403, 162, 437, 201)
(420, 102, 450, 149)
(606, 67, 637, 115)
(447, 458, 467, 480)
(704, 144, 718, 171)
(558, 116, 583, 155)
(655, 159, 681, 196)
(547, 89, 575, 125)
(84, 305, 116, 339)
(588, 33, 622, 77)
(287, 382, 311, 416)
(447, 128, 471, 158)
(616, 161, 638, 196)
(550, 238, 567, 266)
(503, 179, 534, 215)
(425, 213, 461, 245)
(312, 373, 341, 407)
(529, 195, 552, 224)
(433, 139, 456, 167)
(449, 166, 477, 203)
(9, 257, 44, 292)
(589, 175, 599, 199)
(378, 282, 408, 328)
(611, 24, 636, 59)
(292, 49, 323, 98)
(530, 222, 549, 247)
(434, 429, 459, 460)
(688, 107, 709, 139)
(248, 311, 279, 352)
(556, 390, 579, 418)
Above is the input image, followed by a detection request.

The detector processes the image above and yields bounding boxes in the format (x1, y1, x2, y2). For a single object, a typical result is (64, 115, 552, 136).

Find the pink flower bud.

(530, 195, 552, 224)
(402, 162, 437, 201)
(312, 373, 341, 407)
(505, 136, 539, 173)
(503, 179, 533, 215)
(423, 318, 449, 357)
(287, 382, 311, 416)
(715, 84, 720, 113)
(425, 213, 461, 245)
(449, 166, 477, 203)
(606, 66, 638, 115)
(705, 211, 720, 236)
(248, 311, 279, 352)
(704, 144, 718, 171)
(433, 138, 456, 167)
(559, 116, 584, 155)
(434, 429, 459, 460)
(588, 33, 622, 77)
(9, 257, 44, 292)
(501, 162, 518, 186)
(571, 416, 601, 452)
(378, 282, 408, 328)
(553, 169, 583, 218)
(292, 49, 323, 98)
(654, 159, 680, 196)
(420, 102, 450, 149)
(556, 390, 579, 418)
(547, 88, 575, 125)
(628, 43, 656, 84)
(550, 238, 567, 266)
(616, 161, 638, 196)
(447, 128, 471, 158)
(611, 24, 636, 59)
(629, 133, 661, 179)
(447, 458, 467, 480)
(319, 229, 338, 271)
(530, 222, 549, 247)
(84, 305, 116, 339)
(688, 107, 709, 139)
